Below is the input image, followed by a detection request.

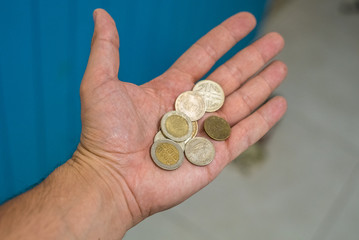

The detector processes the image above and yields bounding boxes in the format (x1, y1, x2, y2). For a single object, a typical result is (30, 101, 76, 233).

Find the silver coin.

(192, 80, 225, 112)
(175, 91, 206, 121)
(154, 130, 166, 142)
(160, 111, 193, 142)
(185, 137, 215, 166)
(151, 139, 184, 170)
(154, 130, 186, 150)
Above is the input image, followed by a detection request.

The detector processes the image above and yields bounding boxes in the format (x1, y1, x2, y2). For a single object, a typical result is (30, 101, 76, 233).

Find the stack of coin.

(151, 80, 231, 170)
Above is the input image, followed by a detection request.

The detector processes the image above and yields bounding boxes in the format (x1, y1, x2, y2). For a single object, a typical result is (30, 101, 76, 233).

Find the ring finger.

(217, 60, 287, 126)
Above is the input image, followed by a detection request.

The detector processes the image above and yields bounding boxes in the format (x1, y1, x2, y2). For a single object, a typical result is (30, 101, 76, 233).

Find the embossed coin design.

(160, 111, 193, 142)
(193, 80, 225, 112)
(204, 116, 231, 141)
(154, 130, 186, 150)
(185, 137, 215, 166)
(175, 91, 206, 121)
(151, 139, 184, 170)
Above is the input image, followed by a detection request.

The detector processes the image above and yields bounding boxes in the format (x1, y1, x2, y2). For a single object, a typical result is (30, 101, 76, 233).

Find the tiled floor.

(124, 0, 359, 239)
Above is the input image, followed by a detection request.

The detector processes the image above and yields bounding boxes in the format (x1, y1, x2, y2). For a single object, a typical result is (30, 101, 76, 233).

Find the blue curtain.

(0, 0, 269, 204)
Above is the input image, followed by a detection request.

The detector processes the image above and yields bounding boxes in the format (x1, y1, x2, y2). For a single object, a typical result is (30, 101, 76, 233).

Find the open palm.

(74, 9, 287, 226)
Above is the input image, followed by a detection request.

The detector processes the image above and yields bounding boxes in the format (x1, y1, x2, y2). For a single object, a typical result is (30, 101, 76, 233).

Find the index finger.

(169, 12, 256, 84)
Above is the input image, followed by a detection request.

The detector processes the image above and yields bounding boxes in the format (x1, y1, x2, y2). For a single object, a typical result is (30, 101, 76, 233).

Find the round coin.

(151, 139, 184, 170)
(185, 121, 198, 144)
(192, 80, 225, 112)
(160, 111, 193, 142)
(185, 137, 215, 166)
(204, 116, 231, 141)
(154, 130, 186, 150)
(175, 91, 206, 121)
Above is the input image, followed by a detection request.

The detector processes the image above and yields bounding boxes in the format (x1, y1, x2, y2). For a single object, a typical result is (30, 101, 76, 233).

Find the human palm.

(74, 9, 287, 226)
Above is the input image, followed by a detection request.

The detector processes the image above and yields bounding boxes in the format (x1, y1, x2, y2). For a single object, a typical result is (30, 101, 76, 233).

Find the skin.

(0, 9, 287, 240)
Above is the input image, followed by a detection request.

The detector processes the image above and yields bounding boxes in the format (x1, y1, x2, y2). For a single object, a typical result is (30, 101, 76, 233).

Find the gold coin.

(160, 111, 193, 142)
(204, 116, 231, 141)
(185, 121, 198, 144)
(151, 139, 184, 170)
(191, 121, 198, 139)
(156, 143, 179, 165)
(165, 115, 189, 138)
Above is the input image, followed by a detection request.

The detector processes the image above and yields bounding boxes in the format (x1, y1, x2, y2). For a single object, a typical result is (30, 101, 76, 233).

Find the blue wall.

(0, 0, 269, 204)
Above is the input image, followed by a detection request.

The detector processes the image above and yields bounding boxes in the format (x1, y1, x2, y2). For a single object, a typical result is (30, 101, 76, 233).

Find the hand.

(71, 8, 287, 229)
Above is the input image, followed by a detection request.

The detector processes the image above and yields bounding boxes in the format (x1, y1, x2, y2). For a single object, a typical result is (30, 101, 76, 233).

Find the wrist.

(0, 147, 135, 240)
(68, 142, 143, 235)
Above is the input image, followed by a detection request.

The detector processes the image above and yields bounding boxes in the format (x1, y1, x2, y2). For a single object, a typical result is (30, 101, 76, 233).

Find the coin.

(204, 116, 231, 141)
(185, 137, 215, 166)
(151, 139, 184, 170)
(192, 80, 225, 112)
(154, 130, 186, 150)
(175, 91, 206, 121)
(190, 121, 199, 139)
(160, 111, 193, 142)
(185, 121, 198, 144)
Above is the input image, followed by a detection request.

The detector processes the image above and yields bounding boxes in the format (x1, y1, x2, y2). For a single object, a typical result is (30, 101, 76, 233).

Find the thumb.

(82, 9, 120, 90)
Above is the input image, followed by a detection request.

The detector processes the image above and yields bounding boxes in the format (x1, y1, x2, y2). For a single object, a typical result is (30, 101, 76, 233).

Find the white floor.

(124, 0, 359, 239)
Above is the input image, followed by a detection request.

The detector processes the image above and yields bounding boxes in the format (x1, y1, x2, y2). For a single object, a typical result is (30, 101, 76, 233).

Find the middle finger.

(208, 32, 285, 96)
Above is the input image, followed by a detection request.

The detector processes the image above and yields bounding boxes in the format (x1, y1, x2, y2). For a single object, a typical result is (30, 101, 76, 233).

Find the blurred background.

(0, 0, 358, 239)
